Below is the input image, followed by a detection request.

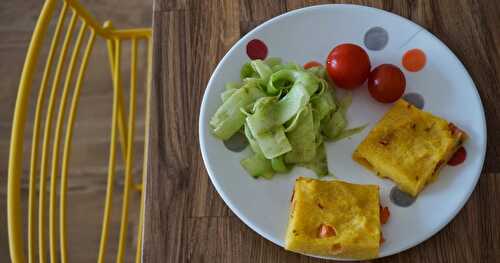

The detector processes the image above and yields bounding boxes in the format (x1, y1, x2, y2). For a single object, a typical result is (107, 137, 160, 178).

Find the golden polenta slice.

(353, 99, 467, 196)
(285, 177, 381, 259)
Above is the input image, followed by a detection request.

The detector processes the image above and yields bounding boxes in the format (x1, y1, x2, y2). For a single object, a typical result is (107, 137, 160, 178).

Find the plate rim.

(198, 3, 487, 260)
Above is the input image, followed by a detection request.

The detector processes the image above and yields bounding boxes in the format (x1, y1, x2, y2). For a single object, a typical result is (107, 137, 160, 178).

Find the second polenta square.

(353, 99, 467, 196)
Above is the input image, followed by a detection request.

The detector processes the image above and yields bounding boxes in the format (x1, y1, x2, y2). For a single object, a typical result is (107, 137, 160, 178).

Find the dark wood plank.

(147, 0, 500, 262)
(153, 0, 188, 12)
(186, 0, 245, 218)
(143, 10, 190, 263)
(239, 0, 287, 31)
(144, 2, 242, 261)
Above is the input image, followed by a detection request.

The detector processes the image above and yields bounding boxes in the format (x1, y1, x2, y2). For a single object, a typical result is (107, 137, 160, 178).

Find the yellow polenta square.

(285, 177, 380, 259)
(353, 99, 467, 196)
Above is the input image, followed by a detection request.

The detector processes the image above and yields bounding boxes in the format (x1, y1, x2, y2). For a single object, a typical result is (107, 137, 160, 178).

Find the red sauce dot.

(246, 39, 268, 60)
(402, 49, 426, 72)
(303, 61, 322, 69)
(448, 146, 467, 166)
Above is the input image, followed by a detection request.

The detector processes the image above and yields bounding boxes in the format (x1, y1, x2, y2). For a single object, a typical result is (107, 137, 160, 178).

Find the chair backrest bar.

(7, 0, 152, 262)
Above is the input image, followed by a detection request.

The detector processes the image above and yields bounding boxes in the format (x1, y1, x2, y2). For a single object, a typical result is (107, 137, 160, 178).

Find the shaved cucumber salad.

(209, 58, 364, 179)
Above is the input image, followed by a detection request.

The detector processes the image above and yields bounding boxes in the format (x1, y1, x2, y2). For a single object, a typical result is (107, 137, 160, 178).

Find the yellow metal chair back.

(7, 0, 151, 262)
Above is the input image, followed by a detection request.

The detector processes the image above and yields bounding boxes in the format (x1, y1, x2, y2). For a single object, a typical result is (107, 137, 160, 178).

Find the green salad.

(209, 58, 364, 179)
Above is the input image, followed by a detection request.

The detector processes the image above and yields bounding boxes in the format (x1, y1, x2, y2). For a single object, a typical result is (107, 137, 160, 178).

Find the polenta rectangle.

(353, 99, 467, 196)
(285, 177, 381, 259)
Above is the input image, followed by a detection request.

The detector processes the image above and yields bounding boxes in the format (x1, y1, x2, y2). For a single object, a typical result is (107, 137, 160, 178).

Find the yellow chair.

(7, 0, 151, 262)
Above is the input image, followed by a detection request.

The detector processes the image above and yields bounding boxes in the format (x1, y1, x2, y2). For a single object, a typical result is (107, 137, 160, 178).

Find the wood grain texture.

(146, 0, 500, 262)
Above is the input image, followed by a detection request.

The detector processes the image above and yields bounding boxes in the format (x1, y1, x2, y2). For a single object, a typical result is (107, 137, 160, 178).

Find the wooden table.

(144, 1, 500, 262)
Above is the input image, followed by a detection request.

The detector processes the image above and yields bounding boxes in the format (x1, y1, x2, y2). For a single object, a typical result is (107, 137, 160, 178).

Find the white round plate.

(199, 4, 486, 260)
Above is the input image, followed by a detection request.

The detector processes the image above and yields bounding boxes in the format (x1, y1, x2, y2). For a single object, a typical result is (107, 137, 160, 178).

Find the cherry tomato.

(326, 43, 371, 89)
(368, 64, 406, 103)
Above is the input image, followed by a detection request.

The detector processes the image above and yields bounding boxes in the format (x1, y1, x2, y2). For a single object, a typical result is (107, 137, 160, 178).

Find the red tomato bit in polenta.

(318, 224, 337, 238)
(380, 205, 391, 225)
(448, 146, 467, 166)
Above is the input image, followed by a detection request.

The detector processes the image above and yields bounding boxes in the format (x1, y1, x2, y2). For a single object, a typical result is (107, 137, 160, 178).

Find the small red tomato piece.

(448, 146, 467, 166)
(368, 64, 406, 103)
(303, 61, 322, 69)
(380, 205, 391, 225)
(326, 43, 371, 89)
(318, 224, 337, 238)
